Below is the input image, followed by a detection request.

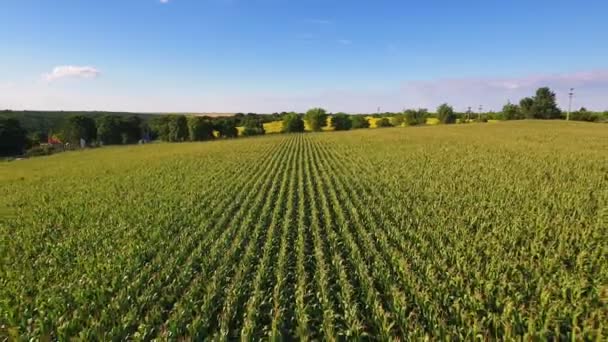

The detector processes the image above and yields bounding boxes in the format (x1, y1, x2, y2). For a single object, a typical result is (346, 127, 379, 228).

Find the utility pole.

(567, 88, 574, 121)
(467, 106, 472, 121)
(478, 105, 483, 122)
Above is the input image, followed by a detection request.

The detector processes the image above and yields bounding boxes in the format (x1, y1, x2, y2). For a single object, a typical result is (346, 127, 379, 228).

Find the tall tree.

(531, 87, 561, 119)
(121, 115, 143, 144)
(96, 115, 123, 145)
(332, 113, 352, 131)
(167, 115, 189, 142)
(437, 103, 456, 124)
(62, 115, 97, 145)
(0, 118, 27, 156)
(305, 108, 328, 131)
(502, 102, 521, 120)
(187, 116, 215, 141)
(282, 113, 305, 133)
(519, 97, 535, 119)
(214, 118, 238, 138)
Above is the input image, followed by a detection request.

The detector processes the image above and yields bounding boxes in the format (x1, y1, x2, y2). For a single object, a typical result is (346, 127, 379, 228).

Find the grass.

(1, 121, 606, 340)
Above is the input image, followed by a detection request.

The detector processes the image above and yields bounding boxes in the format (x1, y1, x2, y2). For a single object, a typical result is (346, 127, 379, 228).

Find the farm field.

(1, 121, 607, 340)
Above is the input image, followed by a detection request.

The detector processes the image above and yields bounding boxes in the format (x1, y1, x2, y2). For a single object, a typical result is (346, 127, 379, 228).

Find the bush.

(25, 144, 55, 157)
(188, 116, 215, 141)
(376, 118, 392, 127)
(390, 114, 406, 127)
(350, 116, 370, 129)
(437, 104, 456, 124)
(241, 117, 265, 136)
(215, 118, 238, 138)
(282, 113, 305, 133)
(332, 113, 352, 131)
(404, 109, 427, 126)
(305, 108, 328, 131)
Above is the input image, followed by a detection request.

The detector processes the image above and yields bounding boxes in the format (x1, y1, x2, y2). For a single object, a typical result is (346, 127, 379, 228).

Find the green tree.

(241, 116, 265, 136)
(437, 103, 456, 124)
(187, 116, 215, 141)
(214, 118, 238, 138)
(502, 102, 521, 120)
(282, 113, 305, 133)
(121, 116, 143, 144)
(531, 87, 561, 119)
(376, 117, 393, 127)
(350, 115, 370, 129)
(519, 97, 535, 119)
(305, 108, 328, 131)
(332, 113, 352, 131)
(404, 109, 428, 125)
(167, 115, 188, 142)
(62, 115, 97, 145)
(391, 114, 406, 127)
(96, 115, 124, 145)
(0, 118, 27, 156)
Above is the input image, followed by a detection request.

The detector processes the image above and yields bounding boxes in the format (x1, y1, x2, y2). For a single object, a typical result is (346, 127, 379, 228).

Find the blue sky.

(1, 0, 607, 113)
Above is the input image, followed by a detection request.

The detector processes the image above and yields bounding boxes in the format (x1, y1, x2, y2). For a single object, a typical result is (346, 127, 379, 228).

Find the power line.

(567, 88, 574, 121)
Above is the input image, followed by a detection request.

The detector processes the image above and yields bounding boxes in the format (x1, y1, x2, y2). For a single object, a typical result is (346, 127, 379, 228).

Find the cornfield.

(1, 121, 606, 340)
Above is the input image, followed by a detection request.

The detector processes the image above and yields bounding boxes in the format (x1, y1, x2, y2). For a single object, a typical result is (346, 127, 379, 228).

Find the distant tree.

(167, 115, 188, 142)
(121, 116, 143, 144)
(376, 117, 393, 127)
(502, 102, 521, 120)
(0, 118, 27, 156)
(62, 115, 97, 145)
(188, 116, 215, 141)
(96, 115, 124, 145)
(305, 108, 328, 131)
(332, 113, 352, 131)
(282, 113, 305, 133)
(437, 103, 456, 124)
(391, 114, 406, 127)
(519, 97, 535, 119)
(215, 118, 238, 138)
(531, 87, 561, 119)
(404, 109, 428, 125)
(350, 115, 370, 129)
(241, 116, 265, 136)
(570, 107, 600, 122)
(149, 115, 170, 141)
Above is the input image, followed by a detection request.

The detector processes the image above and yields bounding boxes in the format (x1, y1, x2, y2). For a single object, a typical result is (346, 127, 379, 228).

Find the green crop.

(1, 121, 606, 340)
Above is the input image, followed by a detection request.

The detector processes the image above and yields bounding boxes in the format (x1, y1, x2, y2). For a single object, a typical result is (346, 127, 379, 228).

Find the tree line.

(1, 87, 606, 157)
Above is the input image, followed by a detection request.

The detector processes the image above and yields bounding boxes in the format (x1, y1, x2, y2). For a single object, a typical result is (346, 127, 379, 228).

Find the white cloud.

(160, 0, 170, 3)
(43, 66, 101, 82)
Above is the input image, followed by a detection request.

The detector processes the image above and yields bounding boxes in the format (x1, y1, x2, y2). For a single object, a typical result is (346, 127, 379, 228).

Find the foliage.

(530, 87, 561, 119)
(97, 115, 124, 145)
(1, 121, 606, 340)
(375, 117, 392, 127)
(404, 109, 428, 125)
(501, 103, 521, 120)
(390, 114, 406, 127)
(214, 118, 238, 138)
(519, 97, 535, 119)
(305, 108, 328, 132)
(0, 117, 27, 156)
(282, 113, 305, 133)
(187, 116, 215, 141)
(331, 113, 352, 131)
(436, 103, 456, 124)
(62, 115, 97, 144)
(241, 116, 266, 136)
(350, 115, 370, 129)
(166, 115, 189, 142)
